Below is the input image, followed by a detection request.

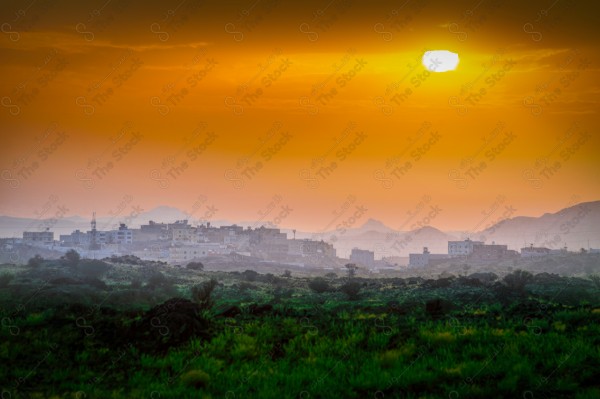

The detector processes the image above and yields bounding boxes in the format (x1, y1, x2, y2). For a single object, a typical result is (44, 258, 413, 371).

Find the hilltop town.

(3, 211, 598, 273)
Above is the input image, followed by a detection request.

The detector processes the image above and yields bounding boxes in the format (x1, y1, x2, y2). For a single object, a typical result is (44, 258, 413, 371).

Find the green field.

(1, 255, 599, 398)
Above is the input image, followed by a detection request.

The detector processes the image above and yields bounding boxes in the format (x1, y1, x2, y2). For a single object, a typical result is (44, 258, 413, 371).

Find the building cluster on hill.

(16, 218, 336, 267)
(408, 238, 575, 267)
(9, 217, 597, 269)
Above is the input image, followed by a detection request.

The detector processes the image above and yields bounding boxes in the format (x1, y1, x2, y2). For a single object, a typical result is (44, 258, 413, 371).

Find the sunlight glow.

(422, 50, 460, 72)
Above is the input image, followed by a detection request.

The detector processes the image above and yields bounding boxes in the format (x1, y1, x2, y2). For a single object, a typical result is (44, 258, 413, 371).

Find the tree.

(61, 249, 81, 268)
(345, 263, 358, 279)
(282, 270, 292, 278)
(503, 270, 533, 294)
(242, 269, 259, 282)
(27, 254, 44, 268)
(308, 277, 330, 294)
(191, 279, 218, 310)
(186, 261, 204, 271)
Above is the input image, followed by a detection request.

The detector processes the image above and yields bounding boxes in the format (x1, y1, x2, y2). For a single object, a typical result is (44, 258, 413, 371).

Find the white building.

(350, 248, 375, 267)
(97, 223, 133, 245)
(521, 246, 551, 258)
(409, 247, 449, 267)
(168, 243, 228, 263)
(448, 238, 484, 257)
(59, 230, 89, 247)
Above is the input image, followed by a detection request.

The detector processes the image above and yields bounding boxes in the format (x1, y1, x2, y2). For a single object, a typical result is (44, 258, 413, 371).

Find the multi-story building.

(301, 239, 336, 258)
(409, 247, 449, 267)
(470, 243, 518, 261)
(168, 243, 227, 262)
(350, 248, 375, 267)
(448, 238, 484, 257)
(59, 230, 90, 247)
(170, 225, 197, 243)
(23, 230, 54, 246)
(134, 220, 169, 242)
(113, 223, 133, 244)
(521, 245, 551, 258)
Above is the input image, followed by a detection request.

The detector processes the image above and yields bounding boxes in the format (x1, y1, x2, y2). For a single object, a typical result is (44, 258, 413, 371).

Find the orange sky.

(1, 0, 599, 232)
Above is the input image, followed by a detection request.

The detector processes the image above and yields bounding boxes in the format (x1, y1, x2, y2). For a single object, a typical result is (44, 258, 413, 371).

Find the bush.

(264, 273, 278, 284)
(78, 259, 111, 279)
(107, 254, 144, 265)
(503, 270, 533, 293)
(238, 282, 256, 292)
(588, 274, 600, 289)
(60, 249, 81, 268)
(146, 272, 172, 290)
(130, 278, 143, 289)
(191, 279, 218, 310)
(242, 269, 259, 282)
(282, 270, 292, 278)
(0, 273, 14, 287)
(27, 254, 44, 268)
(339, 281, 361, 300)
(83, 277, 109, 290)
(186, 261, 204, 271)
(180, 370, 210, 388)
(308, 277, 330, 293)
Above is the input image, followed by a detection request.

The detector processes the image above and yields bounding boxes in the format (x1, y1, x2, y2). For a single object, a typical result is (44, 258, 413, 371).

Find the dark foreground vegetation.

(1, 254, 599, 398)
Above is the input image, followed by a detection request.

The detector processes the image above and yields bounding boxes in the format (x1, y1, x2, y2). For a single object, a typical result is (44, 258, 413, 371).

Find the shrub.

(83, 277, 109, 290)
(588, 274, 600, 289)
(264, 273, 279, 284)
(425, 298, 454, 319)
(242, 269, 259, 282)
(340, 281, 361, 300)
(27, 254, 44, 268)
(282, 270, 292, 278)
(186, 261, 204, 271)
(130, 278, 143, 289)
(0, 273, 14, 287)
(78, 259, 111, 279)
(191, 279, 218, 310)
(180, 370, 210, 388)
(503, 270, 533, 293)
(60, 249, 81, 268)
(238, 282, 256, 292)
(146, 272, 172, 290)
(308, 277, 330, 294)
(107, 254, 144, 265)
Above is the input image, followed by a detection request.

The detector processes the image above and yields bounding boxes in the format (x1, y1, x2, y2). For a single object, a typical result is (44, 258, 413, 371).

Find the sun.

(422, 50, 459, 72)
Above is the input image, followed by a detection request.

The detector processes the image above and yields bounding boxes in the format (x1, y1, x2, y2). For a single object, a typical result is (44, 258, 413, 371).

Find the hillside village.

(3, 211, 598, 271)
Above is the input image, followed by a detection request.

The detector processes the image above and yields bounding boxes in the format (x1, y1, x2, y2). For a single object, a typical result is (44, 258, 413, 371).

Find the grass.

(0, 259, 599, 398)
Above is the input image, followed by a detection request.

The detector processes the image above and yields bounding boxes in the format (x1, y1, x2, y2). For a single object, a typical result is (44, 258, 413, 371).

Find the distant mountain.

(476, 201, 600, 251)
(348, 218, 396, 235)
(134, 206, 190, 224)
(332, 225, 456, 259)
(0, 215, 87, 237)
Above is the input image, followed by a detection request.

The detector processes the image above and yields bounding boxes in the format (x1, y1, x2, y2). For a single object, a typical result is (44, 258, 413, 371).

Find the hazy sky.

(1, 0, 599, 231)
